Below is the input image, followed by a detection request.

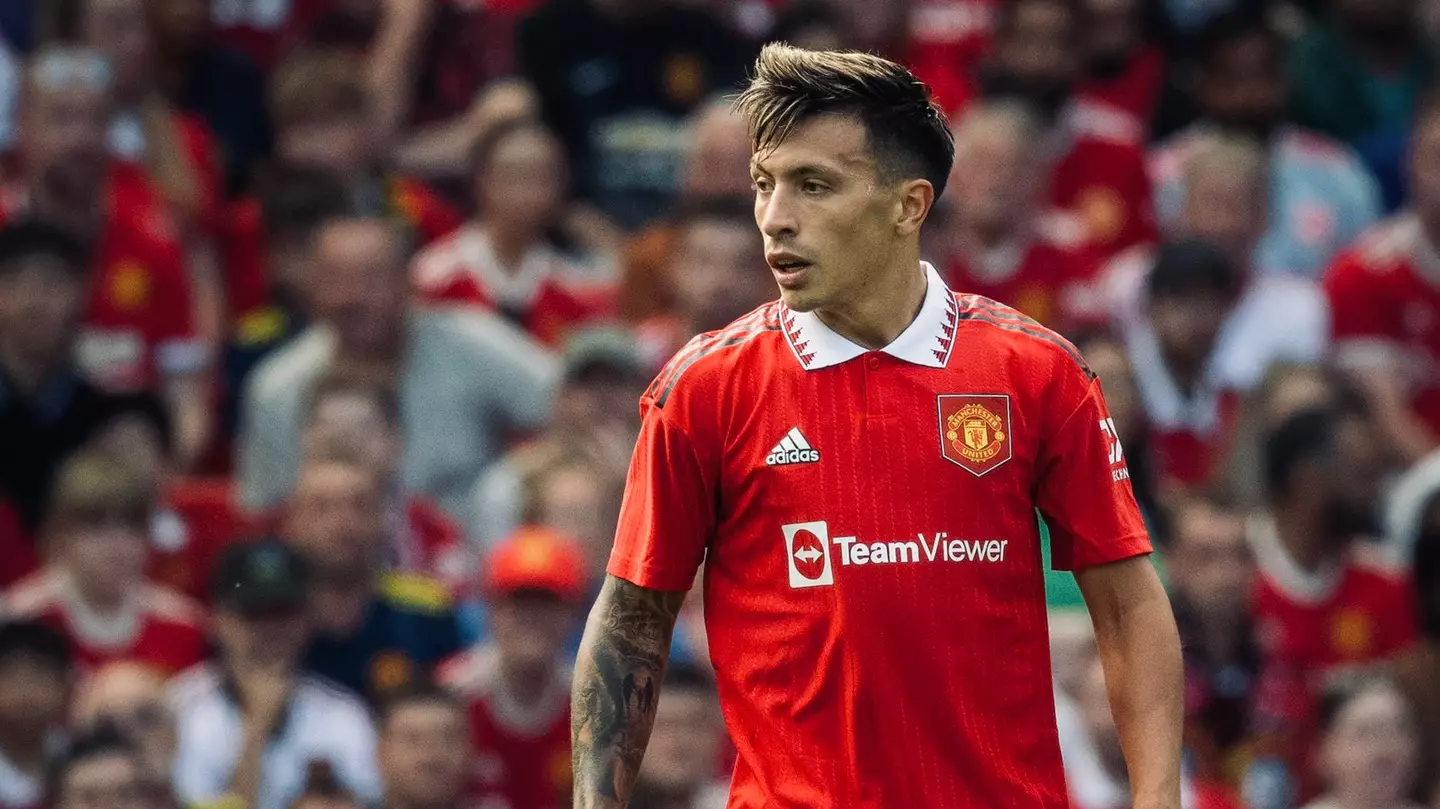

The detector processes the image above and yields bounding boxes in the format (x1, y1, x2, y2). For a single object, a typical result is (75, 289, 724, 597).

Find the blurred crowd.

(0, 0, 1439, 808)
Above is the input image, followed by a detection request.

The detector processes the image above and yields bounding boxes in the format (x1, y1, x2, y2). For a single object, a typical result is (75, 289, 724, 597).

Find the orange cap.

(482, 526, 589, 602)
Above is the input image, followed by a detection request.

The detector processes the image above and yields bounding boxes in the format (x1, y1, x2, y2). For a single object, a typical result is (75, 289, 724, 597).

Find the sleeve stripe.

(646, 304, 779, 402)
(654, 321, 779, 408)
(957, 299, 1095, 381)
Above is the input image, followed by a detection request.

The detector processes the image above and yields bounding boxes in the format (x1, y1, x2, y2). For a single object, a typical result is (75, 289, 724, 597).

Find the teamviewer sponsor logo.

(784, 521, 834, 588)
(766, 427, 820, 466)
(782, 521, 1008, 588)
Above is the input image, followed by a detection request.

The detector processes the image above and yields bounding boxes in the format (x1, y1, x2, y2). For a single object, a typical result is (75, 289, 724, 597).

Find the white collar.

(1247, 512, 1343, 605)
(781, 261, 958, 370)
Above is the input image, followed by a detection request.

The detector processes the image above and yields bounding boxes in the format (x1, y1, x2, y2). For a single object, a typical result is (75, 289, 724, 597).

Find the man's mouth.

(767, 253, 813, 287)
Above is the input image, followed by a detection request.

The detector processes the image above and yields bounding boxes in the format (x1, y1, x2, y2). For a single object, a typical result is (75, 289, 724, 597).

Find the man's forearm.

(572, 575, 685, 809)
(1079, 558, 1184, 809)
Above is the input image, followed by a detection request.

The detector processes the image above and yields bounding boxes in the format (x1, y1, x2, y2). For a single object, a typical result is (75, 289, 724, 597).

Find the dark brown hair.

(732, 44, 954, 197)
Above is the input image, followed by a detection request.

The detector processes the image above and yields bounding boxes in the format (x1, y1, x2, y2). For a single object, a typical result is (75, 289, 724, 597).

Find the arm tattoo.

(572, 575, 686, 809)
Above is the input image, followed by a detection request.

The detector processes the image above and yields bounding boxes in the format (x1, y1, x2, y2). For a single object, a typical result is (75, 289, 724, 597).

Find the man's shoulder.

(1331, 215, 1421, 279)
(643, 302, 786, 410)
(413, 310, 556, 371)
(950, 293, 1095, 381)
(167, 662, 223, 712)
(244, 327, 333, 403)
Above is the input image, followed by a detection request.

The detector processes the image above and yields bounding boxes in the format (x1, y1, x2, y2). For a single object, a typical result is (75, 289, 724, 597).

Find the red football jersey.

(1049, 135, 1156, 259)
(412, 224, 616, 348)
(439, 645, 572, 809)
(0, 176, 202, 393)
(1323, 214, 1440, 438)
(5, 570, 207, 676)
(609, 262, 1151, 807)
(943, 219, 1105, 331)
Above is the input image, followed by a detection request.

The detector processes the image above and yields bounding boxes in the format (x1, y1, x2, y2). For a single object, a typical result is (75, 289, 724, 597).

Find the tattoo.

(572, 576, 686, 809)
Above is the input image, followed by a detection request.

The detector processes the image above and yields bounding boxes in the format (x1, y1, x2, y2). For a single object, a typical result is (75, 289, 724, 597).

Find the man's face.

(308, 220, 409, 358)
(1081, 340, 1141, 443)
(683, 108, 753, 199)
(285, 462, 384, 576)
(1197, 34, 1285, 137)
(488, 593, 575, 672)
(303, 394, 398, 480)
(213, 609, 309, 670)
(673, 218, 770, 332)
(637, 687, 723, 795)
(71, 667, 174, 785)
(58, 753, 145, 809)
(61, 518, 150, 605)
(990, 0, 1079, 113)
(380, 703, 469, 807)
(1183, 167, 1265, 270)
(19, 80, 111, 205)
(1170, 503, 1253, 618)
(1084, 0, 1141, 73)
(1322, 686, 1419, 805)
(948, 119, 1039, 237)
(1147, 292, 1230, 369)
(278, 114, 373, 176)
(477, 128, 566, 234)
(0, 655, 68, 733)
(82, 0, 151, 99)
(0, 257, 86, 364)
(1325, 417, 1383, 537)
(539, 466, 613, 575)
(751, 115, 912, 314)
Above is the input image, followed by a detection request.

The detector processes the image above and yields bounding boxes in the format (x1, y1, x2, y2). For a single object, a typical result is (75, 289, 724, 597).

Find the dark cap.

(211, 539, 310, 617)
(562, 327, 648, 385)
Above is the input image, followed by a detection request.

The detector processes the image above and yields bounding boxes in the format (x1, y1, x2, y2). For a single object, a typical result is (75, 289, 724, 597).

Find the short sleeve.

(1037, 376, 1152, 571)
(1324, 253, 1394, 342)
(607, 397, 716, 592)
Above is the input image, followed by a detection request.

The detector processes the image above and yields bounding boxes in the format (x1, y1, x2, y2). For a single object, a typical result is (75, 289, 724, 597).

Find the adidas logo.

(766, 427, 820, 466)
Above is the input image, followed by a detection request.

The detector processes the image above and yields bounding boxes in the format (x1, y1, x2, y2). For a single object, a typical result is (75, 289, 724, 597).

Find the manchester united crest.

(938, 394, 1014, 476)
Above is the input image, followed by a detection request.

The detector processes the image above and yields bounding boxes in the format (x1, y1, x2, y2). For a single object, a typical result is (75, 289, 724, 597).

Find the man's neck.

(0, 728, 46, 774)
(1197, 609, 1246, 662)
(1158, 348, 1203, 394)
(386, 797, 454, 809)
(334, 339, 405, 373)
(28, 182, 104, 238)
(813, 252, 928, 351)
(498, 656, 553, 707)
(311, 581, 372, 636)
(0, 343, 66, 396)
(1272, 503, 1335, 573)
(481, 221, 540, 275)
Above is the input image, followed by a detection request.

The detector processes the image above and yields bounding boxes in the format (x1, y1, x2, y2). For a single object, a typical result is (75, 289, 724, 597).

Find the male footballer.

(572, 44, 1183, 809)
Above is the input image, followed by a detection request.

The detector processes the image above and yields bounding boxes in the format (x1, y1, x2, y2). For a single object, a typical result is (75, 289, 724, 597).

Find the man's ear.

(895, 179, 935, 237)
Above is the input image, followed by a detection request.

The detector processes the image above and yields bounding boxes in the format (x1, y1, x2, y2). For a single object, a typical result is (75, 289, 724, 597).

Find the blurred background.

(0, 0, 1438, 807)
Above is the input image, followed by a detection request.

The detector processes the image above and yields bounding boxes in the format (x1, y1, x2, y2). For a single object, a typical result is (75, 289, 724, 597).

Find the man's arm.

(572, 575, 687, 809)
(1076, 556, 1184, 809)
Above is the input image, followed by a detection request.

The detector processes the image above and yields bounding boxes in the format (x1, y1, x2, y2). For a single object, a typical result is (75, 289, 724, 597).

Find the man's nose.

(757, 190, 798, 240)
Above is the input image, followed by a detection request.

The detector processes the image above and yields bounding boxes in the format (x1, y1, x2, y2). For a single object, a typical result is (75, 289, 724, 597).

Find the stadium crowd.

(0, 0, 1437, 807)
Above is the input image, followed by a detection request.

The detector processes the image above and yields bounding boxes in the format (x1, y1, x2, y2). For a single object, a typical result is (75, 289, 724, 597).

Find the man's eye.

(802, 180, 829, 194)
(752, 178, 773, 193)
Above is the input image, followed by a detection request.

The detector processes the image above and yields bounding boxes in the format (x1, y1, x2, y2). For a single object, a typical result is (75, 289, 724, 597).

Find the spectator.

(236, 211, 558, 518)
(469, 329, 642, 549)
(1076, 0, 1166, 144)
(1251, 407, 1415, 792)
(1323, 95, 1440, 465)
(1121, 238, 1244, 494)
(268, 48, 461, 246)
(47, 727, 147, 809)
(1, 45, 211, 468)
(287, 762, 365, 809)
(412, 118, 617, 348)
(516, 0, 752, 228)
(375, 685, 470, 809)
(977, 0, 1157, 257)
(633, 198, 773, 370)
(171, 539, 381, 809)
(1067, 656, 1243, 809)
(439, 527, 586, 809)
(0, 220, 160, 569)
(5, 449, 206, 676)
(1222, 362, 1341, 510)
(1394, 493, 1440, 799)
(1149, 11, 1383, 282)
(147, 0, 271, 193)
(1302, 676, 1424, 809)
(300, 371, 469, 589)
(69, 662, 181, 809)
(1289, 0, 1437, 209)
(1165, 492, 1262, 781)
(941, 100, 1104, 331)
(282, 454, 460, 703)
(1071, 331, 1159, 527)
(1386, 447, 1440, 564)
(0, 620, 71, 809)
(629, 663, 728, 809)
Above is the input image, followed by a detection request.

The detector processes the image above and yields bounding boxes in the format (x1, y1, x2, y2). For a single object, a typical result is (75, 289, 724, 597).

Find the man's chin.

(778, 287, 822, 313)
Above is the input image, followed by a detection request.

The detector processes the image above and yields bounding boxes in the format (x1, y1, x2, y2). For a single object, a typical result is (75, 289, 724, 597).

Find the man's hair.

(1195, 9, 1283, 75)
(467, 116, 562, 180)
(376, 680, 466, 730)
(255, 163, 353, 248)
(270, 48, 368, 129)
(306, 367, 401, 429)
(0, 219, 90, 277)
(1145, 238, 1242, 303)
(45, 448, 155, 535)
(1262, 407, 1339, 502)
(732, 44, 955, 197)
(1315, 672, 1410, 736)
(0, 619, 72, 672)
(47, 724, 139, 800)
(1183, 131, 1267, 196)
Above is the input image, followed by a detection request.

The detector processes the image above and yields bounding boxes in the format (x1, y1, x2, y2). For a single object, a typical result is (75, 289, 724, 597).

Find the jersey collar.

(781, 261, 958, 370)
